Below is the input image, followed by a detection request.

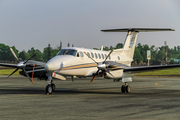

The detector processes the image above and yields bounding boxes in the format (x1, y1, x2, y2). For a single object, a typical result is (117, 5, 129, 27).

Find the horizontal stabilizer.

(101, 28, 175, 32)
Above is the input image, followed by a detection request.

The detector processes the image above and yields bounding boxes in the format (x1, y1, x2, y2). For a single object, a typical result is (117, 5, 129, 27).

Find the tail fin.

(101, 28, 175, 59)
(121, 31, 138, 59)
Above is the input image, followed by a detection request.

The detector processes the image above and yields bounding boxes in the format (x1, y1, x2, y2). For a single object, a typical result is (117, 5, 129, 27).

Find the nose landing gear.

(46, 73, 56, 94)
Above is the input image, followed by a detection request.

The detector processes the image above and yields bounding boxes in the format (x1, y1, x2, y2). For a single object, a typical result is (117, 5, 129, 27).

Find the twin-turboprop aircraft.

(0, 28, 179, 94)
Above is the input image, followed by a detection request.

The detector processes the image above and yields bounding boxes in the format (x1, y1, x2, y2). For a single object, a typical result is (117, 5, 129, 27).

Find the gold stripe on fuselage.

(55, 63, 97, 71)
(54, 62, 130, 71)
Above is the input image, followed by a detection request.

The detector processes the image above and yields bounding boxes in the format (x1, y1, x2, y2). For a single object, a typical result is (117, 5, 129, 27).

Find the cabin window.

(87, 52, 90, 58)
(98, 53, 101, 59)
(105, 54, 107, 59)
(79, 51, 84, 57)
(57, 49, 77, 56)
(91, 52, 94, 58)
(118, 56, 120, 60)
(101, 54, 104, 59)
(95, 53, 98, 59)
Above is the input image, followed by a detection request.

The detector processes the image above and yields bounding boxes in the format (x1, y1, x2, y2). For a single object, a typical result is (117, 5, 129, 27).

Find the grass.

(1, 68, 180, 76)
(0, 69, 21, 75)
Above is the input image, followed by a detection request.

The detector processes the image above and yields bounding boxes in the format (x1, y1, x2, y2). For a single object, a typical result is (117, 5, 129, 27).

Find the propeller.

(8, 48, 36, 83)
(31, 64, 35, 84)
(84, 49, 114, 85)
(103, 48, 114, 64)
(10, 48, 20, 63)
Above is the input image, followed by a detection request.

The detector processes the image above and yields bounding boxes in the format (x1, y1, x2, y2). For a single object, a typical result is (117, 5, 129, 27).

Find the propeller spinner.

(84, 49, 115, 85)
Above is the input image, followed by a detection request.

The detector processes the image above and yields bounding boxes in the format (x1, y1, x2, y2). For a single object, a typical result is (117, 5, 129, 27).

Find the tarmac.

(0, 76, 180, 120)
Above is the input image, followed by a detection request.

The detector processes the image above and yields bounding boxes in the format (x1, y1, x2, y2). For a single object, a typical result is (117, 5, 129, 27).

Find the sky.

(0, 0, 180, 52)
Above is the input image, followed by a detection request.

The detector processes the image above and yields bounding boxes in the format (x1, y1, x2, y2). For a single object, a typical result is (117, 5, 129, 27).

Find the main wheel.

(121, 85, 126, 93)
(46, 84, 53, 94)
(51, 83, 56, 92)
(125, 85, 130, 93)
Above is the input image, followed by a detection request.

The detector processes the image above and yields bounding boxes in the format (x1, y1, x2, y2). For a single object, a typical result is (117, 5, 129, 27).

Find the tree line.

(0, 42, 180, 65)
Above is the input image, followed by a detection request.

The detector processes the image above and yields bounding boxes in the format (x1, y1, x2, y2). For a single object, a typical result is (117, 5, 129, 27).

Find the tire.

(51, 84, 56, 92)
(121, 85, 126, 93)
(126, 85, 130, 93)
(46, 84, 53, 94)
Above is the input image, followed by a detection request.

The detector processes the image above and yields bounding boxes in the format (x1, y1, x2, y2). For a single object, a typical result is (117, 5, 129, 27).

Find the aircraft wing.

(123, 64, 180, 73)
(0, 63, 19, 68)
(0, 60, 45, 69)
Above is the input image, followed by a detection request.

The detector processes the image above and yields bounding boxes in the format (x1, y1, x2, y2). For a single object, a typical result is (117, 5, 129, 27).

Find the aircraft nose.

(45, 62, 55, 71)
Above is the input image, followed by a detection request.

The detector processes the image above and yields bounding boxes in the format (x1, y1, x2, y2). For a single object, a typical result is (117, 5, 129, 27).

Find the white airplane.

(1, 28, 179, 94)
(43, 28, 180, 94)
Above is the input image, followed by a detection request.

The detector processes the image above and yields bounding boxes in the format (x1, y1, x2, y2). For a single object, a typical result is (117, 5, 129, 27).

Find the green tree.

(137, 43, 144, 62)
(0, 44, 19, 61)
(115, 43, 123, 49)
(27, 47, 43, 61)
(103, 46, 109, 51)
(133, 47, 143, 64)
(51, 47, 59, 57)
(93, 48, 99, 50)
(19, 50, 30, 61)
(110, 46, 113, 50)
(43, 44, 53, 62)
(157, 47, 166, 64)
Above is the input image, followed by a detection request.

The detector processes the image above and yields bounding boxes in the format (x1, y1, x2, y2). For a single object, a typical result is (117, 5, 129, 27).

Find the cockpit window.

(57, 49, 77, 56)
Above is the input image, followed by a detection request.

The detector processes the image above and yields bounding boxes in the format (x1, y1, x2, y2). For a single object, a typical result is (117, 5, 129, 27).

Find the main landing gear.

(121, 83, 130, 93)
(46, 73, 56, 94)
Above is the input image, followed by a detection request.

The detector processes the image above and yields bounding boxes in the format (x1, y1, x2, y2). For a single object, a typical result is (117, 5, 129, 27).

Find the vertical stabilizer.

(122, 31, 138, 59)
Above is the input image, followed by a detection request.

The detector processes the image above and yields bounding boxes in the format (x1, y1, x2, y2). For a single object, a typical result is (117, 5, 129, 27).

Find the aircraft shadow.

(1, 87, 180, 97)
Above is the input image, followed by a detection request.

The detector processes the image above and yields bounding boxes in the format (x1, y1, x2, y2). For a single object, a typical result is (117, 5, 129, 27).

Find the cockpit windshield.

(57, 49, 77, 56)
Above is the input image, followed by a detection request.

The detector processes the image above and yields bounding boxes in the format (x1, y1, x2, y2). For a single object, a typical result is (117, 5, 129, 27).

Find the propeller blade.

(103, 49, 114, 64)
(83, 52, 98, 64)
(7, 68, 19, 78)
(23, 68, 32, 82)
(89, 70, 99, 85)
(31, 64, 35, 84)
(23, 54, 36, 64)
(89, 75, 96, 85)
(10, 48, 20, 63)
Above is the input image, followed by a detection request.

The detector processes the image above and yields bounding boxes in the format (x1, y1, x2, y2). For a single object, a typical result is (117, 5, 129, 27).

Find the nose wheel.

(46, 73, 56, 94)
(46, 83, 56, 94)
(121, 84, 130, 93)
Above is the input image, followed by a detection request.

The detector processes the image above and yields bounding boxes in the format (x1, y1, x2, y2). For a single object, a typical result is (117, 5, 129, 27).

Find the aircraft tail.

(101, 28, 175, 60)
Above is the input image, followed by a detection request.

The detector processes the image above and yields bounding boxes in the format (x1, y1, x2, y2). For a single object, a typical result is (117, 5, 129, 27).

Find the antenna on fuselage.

(101, 46, 103, 51)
